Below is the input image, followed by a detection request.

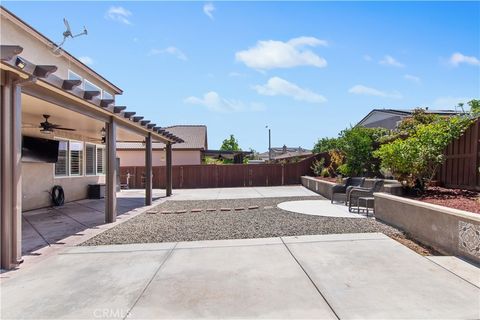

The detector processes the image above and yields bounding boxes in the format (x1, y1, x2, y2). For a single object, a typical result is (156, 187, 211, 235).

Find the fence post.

(281, 164, 285, 185)
(474, 120, 479, 188)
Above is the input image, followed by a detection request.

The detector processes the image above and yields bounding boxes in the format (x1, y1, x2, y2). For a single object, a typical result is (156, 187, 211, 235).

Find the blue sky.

(4, 1, 480, 151)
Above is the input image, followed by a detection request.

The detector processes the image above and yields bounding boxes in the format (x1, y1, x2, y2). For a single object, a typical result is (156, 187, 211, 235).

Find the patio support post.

(0, 71, 22, 269)
(12, 77, 22, 264)
(105, 117, 117, 223)
(145, 133, 152, 205)
(166, 142, 172, 196)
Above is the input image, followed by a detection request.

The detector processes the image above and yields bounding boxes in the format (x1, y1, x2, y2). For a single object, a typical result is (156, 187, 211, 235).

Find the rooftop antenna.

(53, 18, 88, 53)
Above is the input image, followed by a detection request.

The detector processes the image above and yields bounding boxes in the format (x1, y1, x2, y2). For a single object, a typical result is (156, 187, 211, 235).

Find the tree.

(468, 99, 480, 117)
(335, 126, 389, 177)
(220, 134, 241, 151)
(312, 137, 340, 153)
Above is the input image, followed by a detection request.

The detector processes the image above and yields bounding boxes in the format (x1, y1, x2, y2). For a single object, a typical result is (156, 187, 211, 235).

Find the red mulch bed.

(414, 187, 480, 214)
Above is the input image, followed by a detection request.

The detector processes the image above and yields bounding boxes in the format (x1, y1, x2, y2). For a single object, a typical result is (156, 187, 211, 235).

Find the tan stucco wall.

(1, 13, 116, 95)
(117, 150, 202, 166)
(374, 193, 480, 264)
(22, 162, 105, 211)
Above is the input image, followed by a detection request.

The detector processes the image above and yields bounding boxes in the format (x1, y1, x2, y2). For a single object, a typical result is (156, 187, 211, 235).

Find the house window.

(103, 90, 113, 100)
(85, 144, 96, 175)
(68, 70, 83, 89)
(55, 140, 68, 176)
(84, 80, 101, 93)
(97, 147, 105, 175)
(69, 141, 83, 176)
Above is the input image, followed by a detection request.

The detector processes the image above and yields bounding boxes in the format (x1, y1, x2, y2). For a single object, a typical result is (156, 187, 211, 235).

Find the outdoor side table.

(357, 197, 375, 217)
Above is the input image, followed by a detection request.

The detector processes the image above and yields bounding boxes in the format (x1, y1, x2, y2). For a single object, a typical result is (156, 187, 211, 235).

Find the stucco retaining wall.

(301, 176, 335, 199)
(301, 176, 404, 199)
(374, 192, 480, 264)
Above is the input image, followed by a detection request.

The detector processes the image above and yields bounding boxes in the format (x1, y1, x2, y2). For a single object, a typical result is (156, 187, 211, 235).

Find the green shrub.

(374, 115, 472, 191)
(320, 168, 330, 177)
(311, 158, 325, 176)
(335, 126, 389, 177)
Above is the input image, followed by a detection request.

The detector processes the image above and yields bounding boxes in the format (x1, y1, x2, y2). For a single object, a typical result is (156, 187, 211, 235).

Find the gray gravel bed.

(81, 196, 403, 246)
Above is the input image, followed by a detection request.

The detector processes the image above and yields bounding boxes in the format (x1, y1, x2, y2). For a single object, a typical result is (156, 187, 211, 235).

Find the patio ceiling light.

(15, 56, 26, 69)
(40, 128, 52, 135)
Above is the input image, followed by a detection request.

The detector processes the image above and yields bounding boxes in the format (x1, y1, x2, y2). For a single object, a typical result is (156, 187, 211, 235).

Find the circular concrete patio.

(277, 200, 365, 218)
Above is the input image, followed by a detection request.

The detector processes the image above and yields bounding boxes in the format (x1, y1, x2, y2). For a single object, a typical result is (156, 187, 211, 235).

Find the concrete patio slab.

(1, 249, 172, 319)
(128, 241, 337, 319)
(21, 194, 164, 255)
(168, 186, 318, 200)
(277, 200, 364, 218)
(285, 235, 480, 319)
(426, 256, 480, 288)
(2, 233, 478, 319)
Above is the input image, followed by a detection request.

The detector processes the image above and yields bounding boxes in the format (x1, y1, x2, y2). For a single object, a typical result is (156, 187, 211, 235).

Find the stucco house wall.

(22, 162, 105, 211)
(21, 130, 107, 211)
(117, 150, 202, 166)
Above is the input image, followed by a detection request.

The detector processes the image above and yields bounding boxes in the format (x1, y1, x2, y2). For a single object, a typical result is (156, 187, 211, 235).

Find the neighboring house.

(259, 145, 312, 162)
(117, 125, 208, 166)
(356, 108, 462, 130)
(1, 6, 181, 269)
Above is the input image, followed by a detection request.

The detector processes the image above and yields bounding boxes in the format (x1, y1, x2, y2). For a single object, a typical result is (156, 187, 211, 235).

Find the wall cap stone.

(374, 192, 480, 222)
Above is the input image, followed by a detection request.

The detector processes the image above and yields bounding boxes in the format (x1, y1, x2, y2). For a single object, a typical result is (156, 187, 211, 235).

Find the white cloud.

(379, 55, 404, 67)
(235, 36, 328, 70)
(203, 3, 215, 20)
(363, 54, 372, 62)
(433, 96, 469, 109)
(149, 47, 188, 61)
(78, 56, 93, 65)
(254, 77, 327, 103)
(348, 85, 402, 99)
(105, 6, 132, 25)
(449, 52, 480, 67)
(184, 91, 262, 112)
(404, 74, 421, 84)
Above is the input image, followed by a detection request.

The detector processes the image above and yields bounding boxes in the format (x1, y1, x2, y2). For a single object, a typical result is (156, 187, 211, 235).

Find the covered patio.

(1, 42, 182, 269)
(22, 190, 166, 256)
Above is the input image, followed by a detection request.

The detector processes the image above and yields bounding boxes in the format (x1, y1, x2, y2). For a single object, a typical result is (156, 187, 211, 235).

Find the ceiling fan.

(38, 114, 76, 134)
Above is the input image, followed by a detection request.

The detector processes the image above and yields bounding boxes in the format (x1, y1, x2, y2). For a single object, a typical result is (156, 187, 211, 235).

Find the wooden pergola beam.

(123, 111, 136, 119)
(113, 106, 126, 113)
(0, 45, 23, 61)
(100, 99, 114, 108)
(62, 79, 82, 90)
(84, 90, 101, 100)
(33, 65, 57, 78)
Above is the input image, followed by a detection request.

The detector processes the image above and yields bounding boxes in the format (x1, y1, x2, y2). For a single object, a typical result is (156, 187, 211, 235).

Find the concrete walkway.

(168, 185, 319, 200)
(278, 200, 365, 218)
(2, 233, 478, 319)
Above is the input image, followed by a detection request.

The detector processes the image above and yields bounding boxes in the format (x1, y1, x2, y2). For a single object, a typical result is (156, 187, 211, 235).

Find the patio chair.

(347, 179, 384, 212)
(330, 177, 366, 203)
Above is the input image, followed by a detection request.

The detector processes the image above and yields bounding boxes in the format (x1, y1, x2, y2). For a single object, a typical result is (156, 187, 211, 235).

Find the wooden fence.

(120, 153, 327, 189)
(437, 118, 479, 191)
